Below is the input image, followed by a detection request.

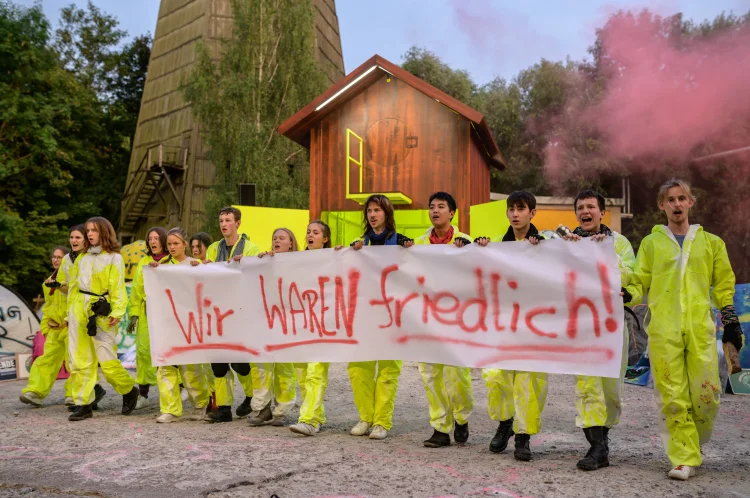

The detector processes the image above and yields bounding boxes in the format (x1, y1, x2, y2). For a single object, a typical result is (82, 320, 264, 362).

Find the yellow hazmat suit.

(626, 224, 735, 467)
(414, 226, 475, 433)
(483, 368, 547, 435)
(22, 274, 72, 400)
(206, 235, 259, 407)
(347, 235, 403, 431)
(348, 361, 402, 430)
(250, 362, 297, 420)
(576, 232, 635, 429)
(483, 227, 548, 437)
(297, 362, 330, 427)
(68, 247, 135, 405)
(156, 257, 211, 417)
(129, 255, 167, 390)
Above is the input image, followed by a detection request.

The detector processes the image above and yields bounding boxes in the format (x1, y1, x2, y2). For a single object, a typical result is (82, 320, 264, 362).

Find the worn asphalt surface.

(1, 362, 749, 498)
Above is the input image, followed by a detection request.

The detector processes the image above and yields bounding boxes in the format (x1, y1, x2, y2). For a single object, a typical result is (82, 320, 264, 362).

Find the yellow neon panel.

(346, 128, 363, 198)
(234, 205, 310, 252)
(347, 192, 412, 205)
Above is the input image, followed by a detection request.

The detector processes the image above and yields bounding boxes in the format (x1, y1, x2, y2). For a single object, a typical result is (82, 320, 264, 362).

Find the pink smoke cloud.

(546, 11, 750, 183)
(592, 13, 750, 159)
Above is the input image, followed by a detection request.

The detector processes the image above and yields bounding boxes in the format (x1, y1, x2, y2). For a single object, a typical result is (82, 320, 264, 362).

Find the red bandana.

(429, 226, 454, 245)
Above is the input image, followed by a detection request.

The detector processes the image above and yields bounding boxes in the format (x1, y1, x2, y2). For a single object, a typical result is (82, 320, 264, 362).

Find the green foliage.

(183, 0, 328, 236)
(53, 0, 126, 96)
(0, 1, 149, 301)
(401, 47, 479, 106)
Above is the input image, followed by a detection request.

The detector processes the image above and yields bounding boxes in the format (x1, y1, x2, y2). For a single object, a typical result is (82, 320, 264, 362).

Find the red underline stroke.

(265, 339, 359, 352)
(395, 334, 615, 367)
(163, 343, 260, 358)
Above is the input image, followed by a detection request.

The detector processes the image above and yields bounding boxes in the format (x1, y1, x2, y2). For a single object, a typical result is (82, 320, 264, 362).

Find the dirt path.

(1, 363, 748, 497)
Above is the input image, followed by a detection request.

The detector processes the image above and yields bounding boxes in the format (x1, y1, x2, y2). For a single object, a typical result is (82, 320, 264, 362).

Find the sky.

(21, 0, 750, 84)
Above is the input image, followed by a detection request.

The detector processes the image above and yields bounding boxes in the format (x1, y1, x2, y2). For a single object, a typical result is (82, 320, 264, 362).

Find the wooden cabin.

(277, 55, 504, 235)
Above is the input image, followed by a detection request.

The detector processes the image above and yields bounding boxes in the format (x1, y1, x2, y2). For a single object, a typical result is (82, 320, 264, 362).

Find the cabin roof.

(277, 54, 504, 170)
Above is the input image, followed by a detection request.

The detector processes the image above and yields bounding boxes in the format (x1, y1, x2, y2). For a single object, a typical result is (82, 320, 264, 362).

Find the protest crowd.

(17, 179, 744, 483)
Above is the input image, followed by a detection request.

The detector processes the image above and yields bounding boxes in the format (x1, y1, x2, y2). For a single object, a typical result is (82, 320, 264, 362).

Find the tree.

(53, 1, 126, 97)
(183, 0, 328, 235)
(0, 1, 151, 301)
(52, 3, 151, 223)
(401, 47, 479, 106)
(0, 2, 86, 298)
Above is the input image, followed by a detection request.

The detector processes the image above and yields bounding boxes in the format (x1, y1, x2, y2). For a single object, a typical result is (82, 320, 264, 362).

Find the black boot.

(423, 429, 451, 448)
(68, 404, 93, 421)
(514, 433, 532, 461)
(236, 396, 252, 417)
(454, 422, 469, 443)
(577, 427, 609, 471)
(68, 384, 107, 412)
(206, 405, 233, 423)
(121, 387, 139, 415)
(603, 426, 610, 452)
(489, 418, 515, 453)
(92, 384, 106, 410)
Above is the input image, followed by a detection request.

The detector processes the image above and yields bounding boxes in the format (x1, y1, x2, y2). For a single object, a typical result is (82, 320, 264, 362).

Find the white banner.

(144, 239, 624, 377)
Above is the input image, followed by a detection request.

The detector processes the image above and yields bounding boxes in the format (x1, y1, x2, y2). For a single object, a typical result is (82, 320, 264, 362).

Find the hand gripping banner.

(144, 239, 624, 377)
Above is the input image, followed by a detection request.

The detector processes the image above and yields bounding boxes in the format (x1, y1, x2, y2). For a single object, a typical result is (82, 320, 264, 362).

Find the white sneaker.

(186, 405, 208, 421)
(289, 422, 319, 436)
(156, 413, 180, 423)
(369, 425, 388, 440)
(135, 396, 150, 410)
(19, 392, 43, 407)
(350, 420, 371, 436)
(668, 465, 696, 480)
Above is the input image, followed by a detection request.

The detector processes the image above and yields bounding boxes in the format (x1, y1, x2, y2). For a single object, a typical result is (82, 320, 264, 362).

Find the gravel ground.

(1, 362, 749, 498)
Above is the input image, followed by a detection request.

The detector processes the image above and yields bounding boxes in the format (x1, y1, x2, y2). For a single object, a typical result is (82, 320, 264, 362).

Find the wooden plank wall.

(466, 132, 492, 234)
(309, 72, 490, 234)
(122, 0, 345, 239)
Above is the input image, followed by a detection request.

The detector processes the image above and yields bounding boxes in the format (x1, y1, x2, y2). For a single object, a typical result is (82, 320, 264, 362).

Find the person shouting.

(248, 228, 301, 427)
(558, 190, 635, 471)
(289, 220, 334, 436)
(150, 227, 213, 423)
(128, 227, 170, 409)
(204, 207, 259, 422)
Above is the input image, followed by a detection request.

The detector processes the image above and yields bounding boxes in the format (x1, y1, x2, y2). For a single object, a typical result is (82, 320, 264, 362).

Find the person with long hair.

(67, 217, 139, 421)
(56, 225, 107, 411)
(346, 195, 412, 440)
(247, 228, 300, 427)
(190, 232, 212, 262)
(19, 245, 73, 407)
(289, 220, 333, 436)
(127, 227, 169, 409)
(149, 227, 212, 423)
